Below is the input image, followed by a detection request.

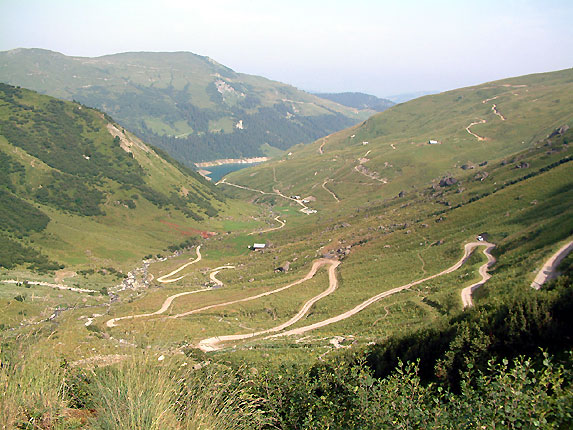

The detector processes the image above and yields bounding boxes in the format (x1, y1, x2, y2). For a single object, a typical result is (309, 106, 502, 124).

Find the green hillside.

(313, 91, 395, 111)
(0, 83, 254, 276)
(0, 49, 371, 163)
(228, 68, 573, 212)
(1, 70, 572, 429)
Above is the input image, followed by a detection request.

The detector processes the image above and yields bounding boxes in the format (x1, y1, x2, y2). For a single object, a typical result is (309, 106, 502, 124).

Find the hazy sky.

(1, 0, 572, 97)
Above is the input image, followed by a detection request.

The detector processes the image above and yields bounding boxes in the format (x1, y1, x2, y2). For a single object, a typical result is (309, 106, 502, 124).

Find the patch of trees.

(0, 150, 25, 192)
(0, 189, 50, 235)
(0, 84, 222, 218)
(143, 107, 356, 163)
(38, 78, 362, 162)
(35, 171, 104, 216)
(0, 233, 61, 271)
(0, 85, 148, 191)
(166, 237, 199, 253)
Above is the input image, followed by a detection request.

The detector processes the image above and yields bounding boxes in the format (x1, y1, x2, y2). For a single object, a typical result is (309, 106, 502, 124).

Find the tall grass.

(88, 353, 269, 430)
(0, 342, 68, 429)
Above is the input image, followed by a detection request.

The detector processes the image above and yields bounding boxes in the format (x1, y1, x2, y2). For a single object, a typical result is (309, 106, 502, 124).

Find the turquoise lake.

(202, 162, 261, 182)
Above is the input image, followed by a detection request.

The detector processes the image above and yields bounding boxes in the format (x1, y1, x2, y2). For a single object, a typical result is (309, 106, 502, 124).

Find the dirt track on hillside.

(209, 265, 235, 287)
(106, 238, 496, 347)
(169, 259, 337, 323)
(219, 179, 312, 213)
(106, 286, 210, 327)
(531, 239, 573, 289)
(461, 242, 496, 307)
(466, 119, 487, 140)
(322, 180, 340, 202)
(270, 241, 495, 338)
(156, 245, 202, 283)
(318, 139, 327, 154)
(248, 215, 285, 235)
(198, 259, 340, 351)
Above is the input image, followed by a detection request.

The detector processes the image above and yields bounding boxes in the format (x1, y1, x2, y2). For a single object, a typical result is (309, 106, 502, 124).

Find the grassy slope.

(0, 84, 255, 276)
(1, 70, 572, 368)
(228, 68, 572, 210)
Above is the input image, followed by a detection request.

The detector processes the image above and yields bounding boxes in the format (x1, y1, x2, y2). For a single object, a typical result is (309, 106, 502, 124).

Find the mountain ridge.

(0, 48, 373, 163)
(312, 91, 394, 111)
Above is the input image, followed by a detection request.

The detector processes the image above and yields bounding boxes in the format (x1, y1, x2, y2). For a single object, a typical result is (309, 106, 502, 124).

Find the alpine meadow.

(1, 2, 572, 428)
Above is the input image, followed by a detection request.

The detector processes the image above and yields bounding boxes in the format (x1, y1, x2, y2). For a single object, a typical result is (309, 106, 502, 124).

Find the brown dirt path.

(322, 180, 340, 202)
(198, 259, 340, 351)
(531, 239, 573, 289)
(248, 215, 286, 235)
(466, 119, 487, 140)
(156, 245, 202, 283)
(270, 241, 495, 338)
(169, 259, 336, 322)
(461, 242, 496, 307)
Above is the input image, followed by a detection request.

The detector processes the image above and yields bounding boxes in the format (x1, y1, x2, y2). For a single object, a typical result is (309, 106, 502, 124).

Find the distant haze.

(1, 0, 572, 97)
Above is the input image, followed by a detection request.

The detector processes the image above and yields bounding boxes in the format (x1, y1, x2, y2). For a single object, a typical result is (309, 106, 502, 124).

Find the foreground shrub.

(253, 353, 573, 429)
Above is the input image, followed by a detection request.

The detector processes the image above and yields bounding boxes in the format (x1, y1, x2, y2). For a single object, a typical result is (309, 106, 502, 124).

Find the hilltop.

(0, 48, 372, 163)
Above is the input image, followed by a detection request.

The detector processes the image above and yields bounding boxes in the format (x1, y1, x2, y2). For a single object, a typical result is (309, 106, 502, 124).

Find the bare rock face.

(548, 125, 570, 138)
(275, 261, 290, 273)
(439, 177, 458, 187)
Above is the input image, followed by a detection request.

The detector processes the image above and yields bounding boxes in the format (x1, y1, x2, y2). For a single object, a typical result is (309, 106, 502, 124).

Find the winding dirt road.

(318, 139, 327, 154)
(531, 239, 573, 289)
(482, 95, 499, 104)
(491, 104, 506, 121)
(353, 165, 388, 183)
(209, 266, 235, 287)
(168, 259, 336, 321)
(467, 98, 507, 140)
(106, 239, 496, 348)
(217, 178, 269, 194)
(270, 241, 495, 339)
(461, 242, 496, 307)
(466, 119, 487, 141)
(156, 245, 202, 283)
(248, 216, 285, 235)
(106, 262, 234, 327)
(322, 180, 340, 202)
(198, 259, 340, 351)
(106, 259, 337, 330)
(106, 287, 210, 327)
(219, 179, 313, 214)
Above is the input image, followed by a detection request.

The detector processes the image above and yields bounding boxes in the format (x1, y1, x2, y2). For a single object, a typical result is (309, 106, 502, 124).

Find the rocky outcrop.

(548, 125, 570, 138)
(439, 177, 458, 187)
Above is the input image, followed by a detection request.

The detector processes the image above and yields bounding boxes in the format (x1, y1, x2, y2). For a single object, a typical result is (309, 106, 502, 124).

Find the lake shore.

(195, 156, 269, 168)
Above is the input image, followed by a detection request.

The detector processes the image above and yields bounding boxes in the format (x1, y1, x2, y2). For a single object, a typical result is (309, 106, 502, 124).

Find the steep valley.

(1, 69, 572, 429)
